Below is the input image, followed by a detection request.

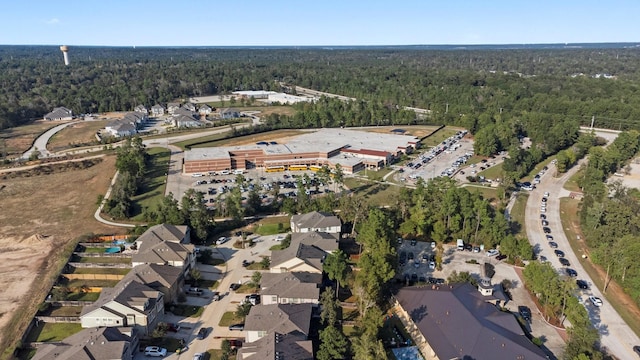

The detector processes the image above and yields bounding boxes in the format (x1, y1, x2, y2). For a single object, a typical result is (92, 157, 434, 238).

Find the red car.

(229, 339, 243, 348)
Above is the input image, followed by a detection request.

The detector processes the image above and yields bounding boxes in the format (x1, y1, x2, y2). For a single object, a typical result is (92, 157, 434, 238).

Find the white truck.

(456, 239, 464, 251)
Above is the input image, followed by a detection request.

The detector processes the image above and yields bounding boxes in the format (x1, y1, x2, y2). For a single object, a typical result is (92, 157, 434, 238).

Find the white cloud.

(45, 18, 60, 25)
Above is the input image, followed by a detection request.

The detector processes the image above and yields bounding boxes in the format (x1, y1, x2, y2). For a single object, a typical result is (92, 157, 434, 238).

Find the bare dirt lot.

(0, 155, 120, 353)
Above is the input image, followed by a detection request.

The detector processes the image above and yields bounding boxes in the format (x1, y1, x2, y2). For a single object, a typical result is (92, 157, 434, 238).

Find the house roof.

(290, 211, 341, 232)
(394, 284, 547, 360)
(121, 263, 183, 290)
(167, 102, 180, 109)
(81, 280, 161, 317)
(270, 242, 326, 272)
(152, 104, 165, 110)
(173, 107, 198, 118)
(244, 304, 313, 337)
(260, 272, 321, 300)
(32, 326, 136, 360)
(106, 120, 136, 134)
(134, 105, 147, 112)
(291, 232, 339, 252)
(44, 106, 72, 120)
(138, 224, 189, 243)
(132, 224, 193, 265)
(237, 331, 313, 360)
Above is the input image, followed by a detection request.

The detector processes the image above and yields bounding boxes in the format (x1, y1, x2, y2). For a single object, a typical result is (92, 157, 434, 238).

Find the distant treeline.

(2, 45, 640, 132)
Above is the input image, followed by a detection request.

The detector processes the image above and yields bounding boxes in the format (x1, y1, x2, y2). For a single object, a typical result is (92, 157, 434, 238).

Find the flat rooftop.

(287, 128, 419, 154)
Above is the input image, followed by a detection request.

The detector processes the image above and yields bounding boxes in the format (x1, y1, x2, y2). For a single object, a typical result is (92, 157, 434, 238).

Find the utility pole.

(590, 116, 595, 130)
(445, 103, 449, 114)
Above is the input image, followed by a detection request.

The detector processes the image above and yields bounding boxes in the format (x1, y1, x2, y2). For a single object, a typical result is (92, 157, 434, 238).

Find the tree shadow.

(409, 304, 428, 323)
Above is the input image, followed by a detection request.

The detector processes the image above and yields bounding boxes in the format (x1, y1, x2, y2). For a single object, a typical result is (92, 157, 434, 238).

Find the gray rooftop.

(290, 232, 339, 252)
(286, 128, 419, 154)
(394, 284, 547, 360)
(270, 242, 326, 272)
(291, 211, 341, 232)
(121, 263, 183, 290)
(260, 272, 322, 299)
(81, 280, 161, 317)
(184, 147, 231, 161)
(244, 303, 313, 337)
(237, 331, 313, 360)
(32, 327, 137, 360)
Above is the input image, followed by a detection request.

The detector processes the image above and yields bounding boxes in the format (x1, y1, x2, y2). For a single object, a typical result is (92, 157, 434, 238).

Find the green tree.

(316, 325, 349, 360)
(323, 249, 351, 298)
(319, 288, 339, 326)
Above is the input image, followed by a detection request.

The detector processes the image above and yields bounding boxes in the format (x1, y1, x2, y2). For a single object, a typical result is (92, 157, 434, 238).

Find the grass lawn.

(420, 126, 460, 147)
(66, 291, 100, 302)
(510, 192, 529, 237)
(207, 349, 229, 360)
(343, 178, 401, 207)
(219, 311, 245, 327)
(252, 215, 291, 235)
(558, 198, 640, 338)
(25, 322, 83, 342)
(82, 247, 108, 253)
(0, 120, 65, 157)
(200, 258, 226, 266)
(246, 262, 269, 270)
(47, 120, 111, 152)
(462, 184, 497, 202)
(478, 163, 504, 180)
(236, 284, 259, 294)
(70, 267, 131, 275)
(66, 279, 120, 288)
(76, 256, 131, 264)
(196, 279, 219, 289)
(130, 147, 171, 220)
(47, 306, 84, 317)
(362, 167, 393, 182)
(168, 304, 204, 318)
(564, 168, 584, 193)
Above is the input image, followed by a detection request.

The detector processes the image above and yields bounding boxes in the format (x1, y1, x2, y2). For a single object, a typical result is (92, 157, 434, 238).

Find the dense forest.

(2, 45, 640, 131)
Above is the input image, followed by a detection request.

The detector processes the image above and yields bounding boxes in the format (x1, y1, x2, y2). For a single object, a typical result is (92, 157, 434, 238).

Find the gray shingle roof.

(244, 304, 313, 337)
(291, 211, 341, 232)
(44, 106, 73, 120)
(32, 327, 136, 360)
(80, 280, 161, 317)
(122, 263, 182, 290)
(237, 331, 313, 360)
(270, 242, 326, 272)
(394, 284, 547, 360)
(291, 232, 339, 252)
(260, 272, 321, 300)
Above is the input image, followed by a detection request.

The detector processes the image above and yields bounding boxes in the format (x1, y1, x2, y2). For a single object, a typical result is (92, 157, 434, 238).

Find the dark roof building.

(244, 303, 313, 343)
(290, 211, 341, 233)
(393, 283, 547, 360)
(237, 331, 313, 360)
(260, 272, 322, 305)
(32, 326, 138, 360)
(44, 106, 73, 121)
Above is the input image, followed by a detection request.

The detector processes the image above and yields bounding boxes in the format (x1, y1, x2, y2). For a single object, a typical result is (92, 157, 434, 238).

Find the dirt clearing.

(0, 155, 121, 353)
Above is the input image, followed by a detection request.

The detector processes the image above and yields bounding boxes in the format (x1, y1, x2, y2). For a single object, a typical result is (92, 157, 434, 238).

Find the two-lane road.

(525, 161, 640, 359)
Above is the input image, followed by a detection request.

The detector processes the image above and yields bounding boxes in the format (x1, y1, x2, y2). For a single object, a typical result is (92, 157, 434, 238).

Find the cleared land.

(356, 125, 441, 139)
(0, 155, 121, 354)
(47, 120, 111, 152)
(0, 120, 68, 158)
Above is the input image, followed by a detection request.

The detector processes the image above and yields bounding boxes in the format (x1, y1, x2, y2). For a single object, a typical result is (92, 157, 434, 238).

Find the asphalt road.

(22, 120, 78, 159)
(525, 160, 640, 359)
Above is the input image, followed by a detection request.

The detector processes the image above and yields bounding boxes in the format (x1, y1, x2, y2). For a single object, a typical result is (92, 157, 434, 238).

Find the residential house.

(237, 331, 313, 360)
(183, 102, 196, 112)
(134, 105, 148, 115)
(392, 283, 547, 360)
(151, 104, 165, 117)
(32, 327, 138, 360)
(244, 303, 313, 343)
(260, 272, 322, 306)
(123, 111, 148, 124)
(290, 211, 341, 234)
(270, 242, 326, 274)
(198, 104, 212, 116)
(80, 280, 164, 335)
(43, 106, 73, 121)
(173, 114, 204, 128)
(131, 224, 195, 276)
(219, 107, 240, 119)
(167, 102, 181, 115)
(121, 263, 184, 304)
(291, 231, 339, 253)
(105, 120, 137, 138)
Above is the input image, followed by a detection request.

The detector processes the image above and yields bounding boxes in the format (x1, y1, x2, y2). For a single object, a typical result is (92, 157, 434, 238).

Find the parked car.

(429, 261, 436, 270)
(549, 242, 558, 248)
(543, 227, 551, 234)
(554, 250, 565, 257)
(244, 294, 260, 305)
(559, 258, 570, 266)
(633, 345, 640, 356)
(197, 327, 210, 340)
(540, 214, 546, 220)
(496, 254, 507, 261)
(486, 249, 499, 257)
(216, 236, 229, 245)
(431, 241, 436, 249)
(229, 283, 241, 291)
(229, 323, 245, 331)
(589, 296, 603, 307)
(541, 220, 549, 226)
(212, 291, 221, 301)
(144, 346, 167, 357)
(187, 287, 203, 296)
(546, 234, 553, 241)
(229, 339, 243, 348)
(565, 268, 578, 277)
(576, 280, 589, 290)
(518, 306, 531, 322)
(193, 353, 204, 360)
(410, 239, 417, 246)
(242, 260, 254, 267)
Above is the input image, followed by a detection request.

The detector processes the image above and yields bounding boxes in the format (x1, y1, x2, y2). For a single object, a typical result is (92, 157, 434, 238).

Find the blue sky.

(2, 0, 639, 46)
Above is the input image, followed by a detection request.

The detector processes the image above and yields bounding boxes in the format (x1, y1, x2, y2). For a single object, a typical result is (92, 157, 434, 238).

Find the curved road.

(525, 161, 639, 359)
(22, 121, 78, 159)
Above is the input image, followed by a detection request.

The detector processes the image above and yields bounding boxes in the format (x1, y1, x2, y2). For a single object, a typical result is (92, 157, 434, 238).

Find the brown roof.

(132, 224, 193, 265)
(290, 211, 341, 231)
(394, 284, 547, 360)
(270, 242, 326, 272)
(244, 304, 313, 337)
(32, 327, 137, 360)
(237, 331, 313, 360)
(260, 272, 321, 300)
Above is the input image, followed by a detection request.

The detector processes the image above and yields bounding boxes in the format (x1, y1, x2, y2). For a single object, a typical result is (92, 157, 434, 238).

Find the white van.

(220, 170, 230, 175)
(233, 169, 245, 175)
(456, 239, 464, 251)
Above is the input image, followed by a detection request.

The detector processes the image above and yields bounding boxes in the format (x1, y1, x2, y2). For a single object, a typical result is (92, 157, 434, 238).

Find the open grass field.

(564, 167, 584, 193)
(0, 120, 67, 158)
(0, 154, 122, 356)
(24, 322, 83, 343)
(180, 129, 309, 150)
(420, 126, 461, 147)
(130, 147, 171, 220)
(47, 120, 111, 152)
(510, 192, 529, 237)
(558, 197, 640, 338)
(462, 184, 498, 202)
(478, 163, 505, 180)
(253, 216, 291, 236)
(343, 178, 401, 207)
(358, 125, 441, 140)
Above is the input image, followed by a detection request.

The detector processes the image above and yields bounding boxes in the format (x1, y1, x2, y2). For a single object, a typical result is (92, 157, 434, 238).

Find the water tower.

(60, 45, 69, 66)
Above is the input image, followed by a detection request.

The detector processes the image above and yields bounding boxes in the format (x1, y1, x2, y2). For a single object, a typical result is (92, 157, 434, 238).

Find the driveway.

(525, 161, 640, 359)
